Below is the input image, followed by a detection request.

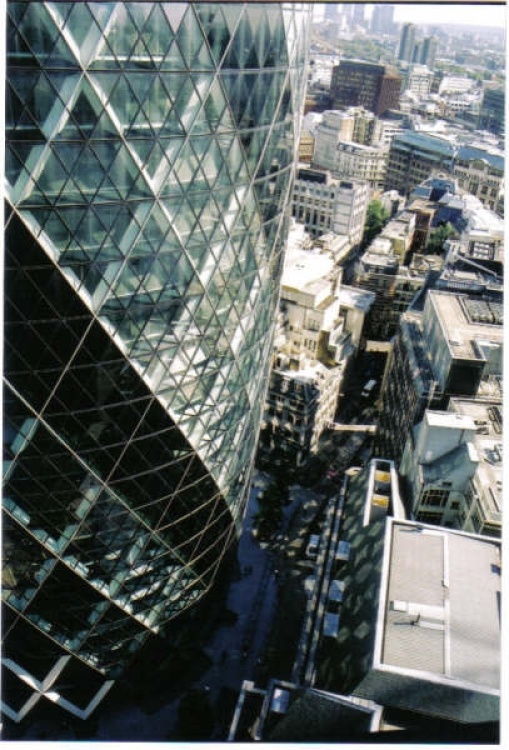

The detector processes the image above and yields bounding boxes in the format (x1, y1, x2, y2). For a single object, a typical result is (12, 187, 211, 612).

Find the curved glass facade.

(2, 1, 311, 720)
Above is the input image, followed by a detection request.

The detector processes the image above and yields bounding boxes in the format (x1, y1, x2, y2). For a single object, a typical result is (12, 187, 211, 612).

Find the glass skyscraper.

(2, 1, 310, 721)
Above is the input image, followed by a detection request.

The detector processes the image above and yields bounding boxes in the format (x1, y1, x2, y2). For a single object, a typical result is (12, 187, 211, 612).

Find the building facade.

(478, 86, 505, 137)
(3, 0, 311, 722)
(312, 110, 355, 165)
(398, 23, 416, 63)
(330, 142, 388, 191)
(370, 4, 395, 35)
(330, 61, 402, 117)
(385, 132, 456, 196)
(258, 228, 350, 468)
(453, 145, 504, 214)
(400, 405, 502, 537)
(292, 169, 370, 246)
(420, 36, 438, 69)
(377, 290, 503, 461)
(354, 241, 432, 343)
(403, 65, 433, 98)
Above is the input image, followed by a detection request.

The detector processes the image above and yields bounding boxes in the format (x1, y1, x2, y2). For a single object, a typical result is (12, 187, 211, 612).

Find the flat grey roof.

(428, 291, 503, 360)
(377, 521, 501, 693)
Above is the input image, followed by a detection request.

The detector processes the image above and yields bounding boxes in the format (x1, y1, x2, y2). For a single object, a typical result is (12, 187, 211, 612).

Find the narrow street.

(91, 472, 317, 741)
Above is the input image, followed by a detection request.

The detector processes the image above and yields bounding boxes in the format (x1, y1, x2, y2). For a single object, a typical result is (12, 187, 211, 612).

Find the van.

(306, 534, 320, 559)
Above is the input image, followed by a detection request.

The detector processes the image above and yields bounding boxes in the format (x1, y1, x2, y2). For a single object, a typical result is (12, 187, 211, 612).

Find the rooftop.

(424, 410, 476, 431)
(448, 399, 503, 524)
(426, 290, 503, 361)
(376, 520, 501, 693)
(393, 130, 457, 156)
(456, 144, 504, 172)
(337, 285, 375, 312)
(282, 247, 334, 295)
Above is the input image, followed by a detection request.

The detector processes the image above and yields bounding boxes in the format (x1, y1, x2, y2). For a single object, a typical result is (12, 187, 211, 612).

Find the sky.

(314, 3, 507, 29)
(392, 2, 507, 28)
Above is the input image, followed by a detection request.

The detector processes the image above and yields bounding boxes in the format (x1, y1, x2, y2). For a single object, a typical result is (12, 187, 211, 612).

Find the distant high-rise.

(420, 36, 438, 69)
(412, 40, 423, 64)
(2, 0, 311, 723)
(398, 22, 416, 63)
(324, 3, 340, 22)
(352, 3, 366, 27)
(371, 4, 395, 35)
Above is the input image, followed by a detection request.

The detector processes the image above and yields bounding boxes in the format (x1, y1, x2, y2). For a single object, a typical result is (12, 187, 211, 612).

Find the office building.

(437, 200, 504, 296)
(400, 404, 502, 537)
(403, 65, 433, 98)
(398, 23, 416, 63)
(377, 291, 503, 461)
(370, 4, 395, 35)
(420, 36, 438, 69)
(385, 132, 456, 196)
(437, 240, 504, 297)
(352, 109, 377, 146)
(398, 25, 437, 70)
(324, 4, 340, 22)
(352, 3, 366, 28)
(330, 61, 402, 117)
(440, 91, 481, 123)
(411, 39, 423, 65)
(316, 141, 387, 191)
(354, 239, 438, 342)
(446, 399, 502, 537)
(3, 0, 310, 722)
(312, 110, 356, 165)
(453, 145, 504, 214)
(292, 169, 370, 246)
(319, 504, 500, 724)
(258, 226, 350, 468)
(478, 86, 505, 137)
(312, 107, 388, 157)
(298, 130, 315, 163)
(439, 75, 475, 95)
(259, 363, 343, 469)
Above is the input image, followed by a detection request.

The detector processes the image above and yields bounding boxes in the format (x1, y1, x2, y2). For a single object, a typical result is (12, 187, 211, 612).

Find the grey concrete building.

(377, 291, 503, 461)
(400, 403, 502, 537)
(317, 463, 500, 728)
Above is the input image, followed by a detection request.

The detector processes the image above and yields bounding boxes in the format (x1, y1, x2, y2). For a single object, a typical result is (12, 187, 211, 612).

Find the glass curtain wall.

(2, 1, 311, 721)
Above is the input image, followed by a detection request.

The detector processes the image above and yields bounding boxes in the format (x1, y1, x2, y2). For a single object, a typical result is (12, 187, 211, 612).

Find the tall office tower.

(352, 3, 365, 27)
(3, 1, 311, 723)
(324, 3, 340, 22)
(371, 4, 394, 35)
(411, 40, 423, 64)
(420, 35, 438, 69)
(398, 22, 416, 63)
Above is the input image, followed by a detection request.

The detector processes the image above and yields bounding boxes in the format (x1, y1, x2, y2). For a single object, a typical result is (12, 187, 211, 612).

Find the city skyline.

(314, 2, 506, 29)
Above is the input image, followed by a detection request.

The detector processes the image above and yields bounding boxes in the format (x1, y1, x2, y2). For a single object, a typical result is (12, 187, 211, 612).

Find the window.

(417, 510, 442, 525)
(421, 488, 448, 507)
